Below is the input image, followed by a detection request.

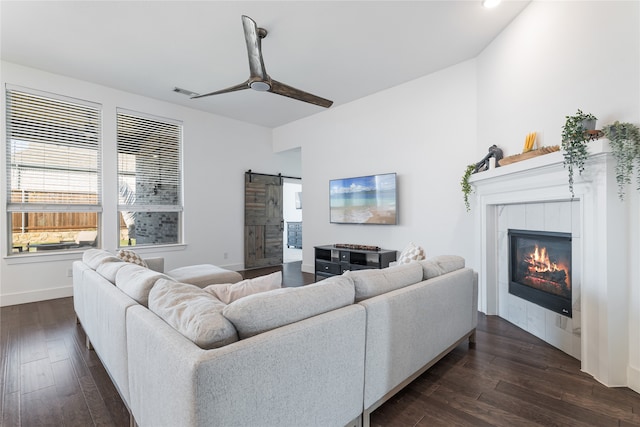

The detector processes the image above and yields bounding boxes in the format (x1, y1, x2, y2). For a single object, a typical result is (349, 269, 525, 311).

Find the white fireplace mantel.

(470, 140, 630, 387)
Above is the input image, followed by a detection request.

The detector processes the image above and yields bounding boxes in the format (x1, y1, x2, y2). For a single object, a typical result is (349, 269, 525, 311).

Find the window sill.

(5, 243, 187, 265)
(4, 249, 86, 264)
(116, 243, 187, 256)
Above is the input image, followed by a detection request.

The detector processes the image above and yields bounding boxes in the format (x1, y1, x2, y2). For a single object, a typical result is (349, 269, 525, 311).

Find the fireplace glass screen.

(508, 229, 572, 317)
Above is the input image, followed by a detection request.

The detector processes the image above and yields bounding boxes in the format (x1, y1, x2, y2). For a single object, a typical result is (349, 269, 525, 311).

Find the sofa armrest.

(126, 304, 366, 427)
(74, 265, 138, 405)
(359, 267, 477, 410)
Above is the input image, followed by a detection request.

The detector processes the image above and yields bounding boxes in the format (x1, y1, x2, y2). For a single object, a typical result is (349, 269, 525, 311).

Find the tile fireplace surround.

(470, 140, 630, 388)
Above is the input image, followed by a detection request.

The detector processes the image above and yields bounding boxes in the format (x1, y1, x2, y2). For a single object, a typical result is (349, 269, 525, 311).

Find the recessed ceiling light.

(483, 0, 501, 8)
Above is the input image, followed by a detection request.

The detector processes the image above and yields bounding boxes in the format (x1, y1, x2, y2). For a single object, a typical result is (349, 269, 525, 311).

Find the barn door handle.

(280, 220, 284, 232)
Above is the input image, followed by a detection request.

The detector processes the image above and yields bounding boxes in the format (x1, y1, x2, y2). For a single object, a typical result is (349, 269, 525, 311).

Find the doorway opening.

(283, 179, 302, 263)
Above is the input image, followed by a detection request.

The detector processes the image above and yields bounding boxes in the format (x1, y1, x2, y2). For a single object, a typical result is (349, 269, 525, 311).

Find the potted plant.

(561, 109, 597, 197)
(461, 164, 475, 212)
(602, 121, 640, 200)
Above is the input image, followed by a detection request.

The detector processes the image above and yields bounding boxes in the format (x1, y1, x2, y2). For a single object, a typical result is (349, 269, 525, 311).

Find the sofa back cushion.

(223, 275, 355, 339)
(149, 279, 238, 349)
(204, 271, 281, 304)
(345, 262, 423, 302)
(82, 249, 121, 270)
(115, 263, 170, 307)
(418, 255, 465, 280)
(96, 259, 128, 284)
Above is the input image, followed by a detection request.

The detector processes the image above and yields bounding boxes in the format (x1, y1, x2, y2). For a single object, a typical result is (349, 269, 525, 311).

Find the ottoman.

(166, 264, 243, 288)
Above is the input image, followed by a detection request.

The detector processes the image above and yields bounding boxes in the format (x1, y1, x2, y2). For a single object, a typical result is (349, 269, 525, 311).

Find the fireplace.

(508, 229, 572, 318)
(470, 142, 635, 389)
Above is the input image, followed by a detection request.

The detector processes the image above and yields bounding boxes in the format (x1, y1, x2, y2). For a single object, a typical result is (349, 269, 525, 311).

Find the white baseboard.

(0, 285, 73, 307)
(301, 263, 314, 274)
(628, 365, 640, 394)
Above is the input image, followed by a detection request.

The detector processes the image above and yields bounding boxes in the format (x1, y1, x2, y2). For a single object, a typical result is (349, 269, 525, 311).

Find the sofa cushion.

(117, 249, 148, 268)
(345, 262, 423, 302)
(432, 255, 465, 273)
(418, 255, 465, 280)
(397, 242, 426, 264)
(149, 279, 238, 349)
(82, 249, 121, 270)
(222, 275, 355, 339)
(115, 263, 171, 307)
(418, 260, 444, 280)
(204, 271, 282, 304)
(96, 258, 128, 284)
(166, 264, 243, 288)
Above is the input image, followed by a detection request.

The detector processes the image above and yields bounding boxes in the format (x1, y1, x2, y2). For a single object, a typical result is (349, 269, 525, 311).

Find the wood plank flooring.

(1, 262, 639, 426)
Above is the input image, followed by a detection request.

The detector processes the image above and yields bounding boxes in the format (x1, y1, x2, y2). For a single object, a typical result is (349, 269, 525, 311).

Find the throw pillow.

(204, 271, 282, 304)
(222, 275, 355, 339)
(149, 278, 239, 349)
(117, 249, 148, 268)
(397, 242, 426, 264)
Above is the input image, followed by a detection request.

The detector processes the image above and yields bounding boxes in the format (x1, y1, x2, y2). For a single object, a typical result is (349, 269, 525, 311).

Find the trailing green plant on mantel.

(461, 164, 475, 212)
(602, 121, 640, 200)
(561, 109, 597, 197)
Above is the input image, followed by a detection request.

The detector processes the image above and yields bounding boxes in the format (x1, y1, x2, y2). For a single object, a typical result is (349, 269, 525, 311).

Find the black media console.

(314, 244, 397, 281)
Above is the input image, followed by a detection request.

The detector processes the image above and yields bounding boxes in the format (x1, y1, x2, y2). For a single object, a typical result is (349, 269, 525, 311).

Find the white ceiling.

(1, 1, 530, 128)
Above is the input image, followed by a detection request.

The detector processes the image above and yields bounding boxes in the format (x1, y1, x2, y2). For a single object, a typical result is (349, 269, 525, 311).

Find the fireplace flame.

(526, 245, 562, 273)
(514, 238, 571, 297)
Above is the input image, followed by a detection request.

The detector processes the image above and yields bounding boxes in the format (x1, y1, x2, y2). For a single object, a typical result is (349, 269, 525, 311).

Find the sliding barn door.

(244, 172, 284, 269)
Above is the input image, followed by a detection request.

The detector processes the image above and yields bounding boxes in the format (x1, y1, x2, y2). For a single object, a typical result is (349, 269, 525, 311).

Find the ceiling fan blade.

(269, 79, 333, 108)
(190, 81, 249, 99)
(242, 15, 268, 80)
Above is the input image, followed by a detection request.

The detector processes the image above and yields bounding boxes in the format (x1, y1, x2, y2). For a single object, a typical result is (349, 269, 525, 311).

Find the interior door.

(244, 172, 284, 269)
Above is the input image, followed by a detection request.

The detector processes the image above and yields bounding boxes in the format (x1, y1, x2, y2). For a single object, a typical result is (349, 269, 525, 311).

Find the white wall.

(476, 1, 639, 393)
(477, 1, 639, 156)
(274, 60, 479, 272)
(0, 61, 300, 306)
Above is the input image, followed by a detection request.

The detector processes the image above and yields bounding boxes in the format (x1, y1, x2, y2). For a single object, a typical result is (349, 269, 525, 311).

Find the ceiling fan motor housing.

(250, 80, 271, 91)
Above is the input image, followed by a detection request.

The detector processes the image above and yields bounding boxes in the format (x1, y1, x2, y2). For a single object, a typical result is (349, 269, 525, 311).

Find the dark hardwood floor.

(2, 262, 639, 426)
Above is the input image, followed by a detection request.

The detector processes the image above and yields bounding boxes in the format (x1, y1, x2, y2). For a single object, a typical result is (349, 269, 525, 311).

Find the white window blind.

(6, 87, 101, 211)
(117, 110, 182, 246)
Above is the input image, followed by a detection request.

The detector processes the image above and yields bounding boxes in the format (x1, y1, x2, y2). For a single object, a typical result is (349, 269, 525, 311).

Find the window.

(117, 110, 182, 247)
(6, 87, 101, 255)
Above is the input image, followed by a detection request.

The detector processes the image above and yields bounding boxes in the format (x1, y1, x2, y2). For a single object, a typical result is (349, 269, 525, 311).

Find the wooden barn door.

(244, 172, 284, 269)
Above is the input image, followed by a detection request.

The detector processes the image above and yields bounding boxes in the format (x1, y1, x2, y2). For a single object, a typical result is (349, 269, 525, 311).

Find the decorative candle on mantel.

(489, 157, 496, 169)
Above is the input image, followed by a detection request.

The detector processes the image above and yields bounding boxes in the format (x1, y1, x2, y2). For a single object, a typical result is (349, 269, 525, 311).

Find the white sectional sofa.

(73, 249, 477, 427)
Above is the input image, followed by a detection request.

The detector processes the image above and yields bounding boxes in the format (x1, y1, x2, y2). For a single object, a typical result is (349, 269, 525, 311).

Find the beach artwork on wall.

(329, 173, 397, 225)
